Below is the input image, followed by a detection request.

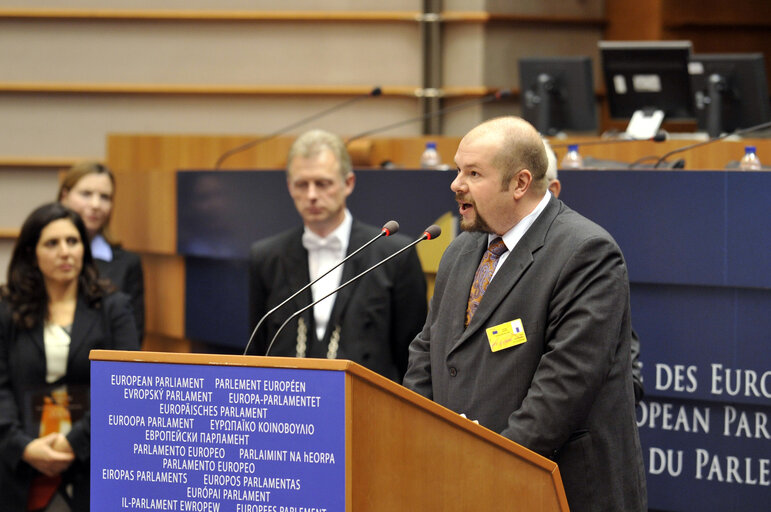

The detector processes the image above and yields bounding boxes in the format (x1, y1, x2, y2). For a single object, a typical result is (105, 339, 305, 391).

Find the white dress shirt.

(490, 191, 552, 280)
(44, 322, 71, 383)
(91, 233, 113, 261)
(302, 210, 352, 341)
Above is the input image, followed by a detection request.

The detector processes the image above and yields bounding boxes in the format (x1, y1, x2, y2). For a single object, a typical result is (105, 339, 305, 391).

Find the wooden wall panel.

(0, 167, 63, 278)
(604, 0, 663, 40)
(668, 30, 771, 76)
(442, 101, 490, 140)
(444, 0, 604, 17)
(365, 136, 461, 169)
(483, 24, 605, 88)
(0, 7, 426, 166)
(7, 1, 421, 11)
(442, 24, 487, 89)
(0, 168, 61, 229)
(662, 0, 771, 27)
(0, 19, 421, 86)
(0, 94, 422, 158)
(112, 170, 177, 254)
(0, 240, 14, 283)
(141, 253, 185, 340)
(661, 0, 771, 75)
(142, 332, 190, 353)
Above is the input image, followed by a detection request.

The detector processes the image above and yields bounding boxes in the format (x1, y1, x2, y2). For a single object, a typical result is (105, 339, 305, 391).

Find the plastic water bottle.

(739, 146, 762, 170)
(420, 142, 441, 169)
(560, 144, 583, 169)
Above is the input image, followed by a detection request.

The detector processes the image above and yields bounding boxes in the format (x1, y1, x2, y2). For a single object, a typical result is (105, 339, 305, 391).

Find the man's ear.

(511, 169, 532, 200)
(548, 179, 561, 198)
(344, 172, 356, 197)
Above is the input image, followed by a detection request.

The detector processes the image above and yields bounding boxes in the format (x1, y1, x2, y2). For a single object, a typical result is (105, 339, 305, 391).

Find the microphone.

(264, 225, 441, 356)
(345, 89, 512, 145)
(648, 120, 771, 169)
(243, 219, 399, 356)
(215, 86, 383, 169)
(549, 131, 667, 149)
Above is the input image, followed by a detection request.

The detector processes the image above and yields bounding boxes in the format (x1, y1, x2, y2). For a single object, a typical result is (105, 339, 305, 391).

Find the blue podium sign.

(560, 170, 771, 511)
(91, 360, 345, 511)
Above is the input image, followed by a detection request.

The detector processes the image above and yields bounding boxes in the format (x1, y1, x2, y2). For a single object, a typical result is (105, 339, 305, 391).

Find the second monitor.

(519, 56, 597, 136)
(689, 53, 771, 138)
(600, 40, 694, 138)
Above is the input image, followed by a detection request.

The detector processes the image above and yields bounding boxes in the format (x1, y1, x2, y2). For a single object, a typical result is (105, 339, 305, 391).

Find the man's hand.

(459, 413, 480, 425)
(51, 433, 74, 455)
(22, 433, 75, 476)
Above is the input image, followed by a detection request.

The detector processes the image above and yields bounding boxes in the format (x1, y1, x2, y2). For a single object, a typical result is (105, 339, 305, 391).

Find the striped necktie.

(466, 237, 507, 326)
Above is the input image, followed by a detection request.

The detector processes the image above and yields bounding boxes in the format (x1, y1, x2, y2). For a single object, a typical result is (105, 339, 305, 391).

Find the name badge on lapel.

(486, 318, 527, 352)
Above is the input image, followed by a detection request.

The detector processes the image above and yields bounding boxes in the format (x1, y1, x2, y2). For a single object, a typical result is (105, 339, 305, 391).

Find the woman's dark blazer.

(0, 291, 139, 511)
(95, 245, 145, 342)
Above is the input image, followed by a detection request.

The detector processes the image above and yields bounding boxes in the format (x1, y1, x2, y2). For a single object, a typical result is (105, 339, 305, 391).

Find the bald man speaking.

(404, 117, 647, 512)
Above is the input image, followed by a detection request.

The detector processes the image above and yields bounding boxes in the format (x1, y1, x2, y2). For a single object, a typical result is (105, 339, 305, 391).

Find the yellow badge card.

(486, 319, 527, 352)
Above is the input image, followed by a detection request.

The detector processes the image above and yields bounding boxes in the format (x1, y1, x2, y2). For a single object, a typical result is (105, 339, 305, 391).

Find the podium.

(90, 350, 569, 511)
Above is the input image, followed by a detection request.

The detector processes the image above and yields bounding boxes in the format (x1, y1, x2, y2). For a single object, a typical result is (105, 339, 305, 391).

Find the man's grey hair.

(286, 129, 352, 178)
(543, 138, 558, 183)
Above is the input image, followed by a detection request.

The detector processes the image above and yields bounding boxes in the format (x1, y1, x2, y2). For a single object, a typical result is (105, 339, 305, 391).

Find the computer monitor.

(689, 53, 771, 137)
(600, 41, 694, 137)
(518, 56, 597, 135)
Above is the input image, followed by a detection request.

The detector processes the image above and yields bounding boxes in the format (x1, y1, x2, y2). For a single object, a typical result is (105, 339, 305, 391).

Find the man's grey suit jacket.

(404, 195, 647, 512)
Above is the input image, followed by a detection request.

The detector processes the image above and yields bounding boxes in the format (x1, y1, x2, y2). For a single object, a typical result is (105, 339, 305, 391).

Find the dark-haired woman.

(0, 203, 139, 511)
(58, 161, 144, 342)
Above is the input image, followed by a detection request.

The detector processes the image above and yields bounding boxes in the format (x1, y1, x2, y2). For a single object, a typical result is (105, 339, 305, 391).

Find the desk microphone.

(345, 89, 512, 145)
(648, 120, 771, 169)
(243, 220, 399, 356)
(264, 225, 441, 357)
(215, 86, 383, 169)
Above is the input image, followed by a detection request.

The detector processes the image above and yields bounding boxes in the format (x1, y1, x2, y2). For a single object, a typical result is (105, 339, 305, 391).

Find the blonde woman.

(58, 162, 144, 342)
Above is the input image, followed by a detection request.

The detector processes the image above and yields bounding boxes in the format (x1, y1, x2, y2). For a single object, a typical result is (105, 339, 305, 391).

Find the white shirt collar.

(91, 234, 113, 262)
(303, 209, 352, 255)
(490, 191, 552, 254)
(303, 209, 352, 342)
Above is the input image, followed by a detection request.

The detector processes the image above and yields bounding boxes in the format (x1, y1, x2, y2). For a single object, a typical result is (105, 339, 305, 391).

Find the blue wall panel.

(179, 170, 457, 349)
(180, 169, 770, 511)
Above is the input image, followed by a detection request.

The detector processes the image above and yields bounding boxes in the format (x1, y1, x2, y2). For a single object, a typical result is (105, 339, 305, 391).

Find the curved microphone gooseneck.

(263, 225, 441, 357)
(215, 86, 382, 169)
(242, 220, 399, 356)
(345, 90, 511, 146)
